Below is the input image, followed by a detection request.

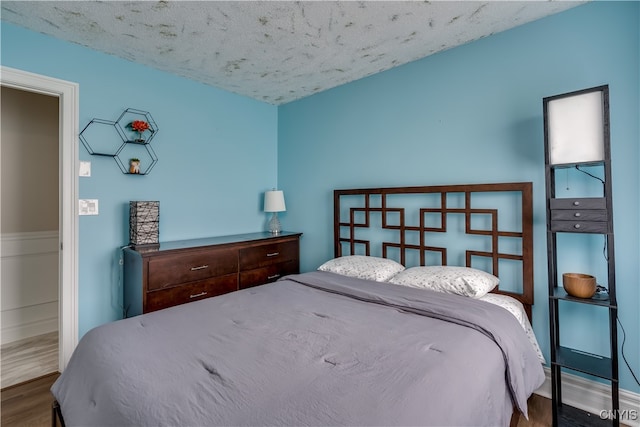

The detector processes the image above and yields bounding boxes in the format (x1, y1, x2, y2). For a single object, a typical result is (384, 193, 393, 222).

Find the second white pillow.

(388, 266, 498, 298)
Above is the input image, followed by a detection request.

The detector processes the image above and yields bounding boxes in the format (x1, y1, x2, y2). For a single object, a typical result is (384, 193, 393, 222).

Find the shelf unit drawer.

(550, 209, 607, 222)
(239, 260, 299, 290)
(550, 220, 608, 233)
(145, 274, 238, 313)
(147, 248, 237, 290)
(239, 240, 299, 270)
(550, 197, 606, 210)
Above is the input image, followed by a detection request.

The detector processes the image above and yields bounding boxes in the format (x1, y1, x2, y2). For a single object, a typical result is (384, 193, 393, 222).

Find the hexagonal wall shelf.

(79, 119, 126, 156)
(114, 142, 158, 175)
(79, 108, 159, 175)
(116, 108, 158, 144)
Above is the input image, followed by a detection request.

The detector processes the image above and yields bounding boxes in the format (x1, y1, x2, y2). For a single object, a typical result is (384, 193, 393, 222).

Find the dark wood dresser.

(123, 231, 302, 317)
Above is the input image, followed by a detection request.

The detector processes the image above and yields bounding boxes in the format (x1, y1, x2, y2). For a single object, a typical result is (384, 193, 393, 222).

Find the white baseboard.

(1, 231, 59, 345)
(1, 313, 58, 345)
(535, 366, 640, 426)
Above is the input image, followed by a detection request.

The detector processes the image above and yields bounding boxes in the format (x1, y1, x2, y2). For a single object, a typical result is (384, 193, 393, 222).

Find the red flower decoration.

(130, 120, 150, 133)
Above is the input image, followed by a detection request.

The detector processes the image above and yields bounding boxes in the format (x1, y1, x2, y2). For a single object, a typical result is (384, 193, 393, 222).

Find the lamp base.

(268, 213, 281, 234)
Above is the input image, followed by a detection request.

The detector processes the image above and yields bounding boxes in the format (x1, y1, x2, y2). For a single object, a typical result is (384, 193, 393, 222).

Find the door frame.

(1, 66, 79, 371)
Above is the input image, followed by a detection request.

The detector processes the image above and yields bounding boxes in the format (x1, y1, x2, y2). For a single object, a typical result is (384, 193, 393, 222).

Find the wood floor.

(1, 331, 58, 389)
(1, 372, 60, 427)
(1, 331, 60, 426)
(1, 373, 553, 427)
(520, 394, 553, 427)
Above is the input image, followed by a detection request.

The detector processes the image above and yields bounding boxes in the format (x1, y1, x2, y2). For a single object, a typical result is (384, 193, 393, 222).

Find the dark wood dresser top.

(130, 231, 302, 255)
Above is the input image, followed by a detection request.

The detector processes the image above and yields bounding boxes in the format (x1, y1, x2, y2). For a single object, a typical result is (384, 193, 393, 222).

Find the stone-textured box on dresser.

(123, 231, 302, 317)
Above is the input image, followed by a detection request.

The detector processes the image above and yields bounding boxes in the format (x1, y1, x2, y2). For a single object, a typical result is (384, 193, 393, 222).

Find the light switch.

(79, 161, 91, 177)
(79, 199, 99, 215)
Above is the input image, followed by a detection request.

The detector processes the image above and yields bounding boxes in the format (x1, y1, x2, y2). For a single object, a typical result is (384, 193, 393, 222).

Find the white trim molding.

(1, 230, 59, 257)
(1, 231, 59, 344)
(536, 367, 640, 427)
(1, 66, 79, 372)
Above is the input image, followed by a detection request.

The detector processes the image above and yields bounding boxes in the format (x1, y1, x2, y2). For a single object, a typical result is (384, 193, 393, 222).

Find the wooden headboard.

(334, 182, 534, 319)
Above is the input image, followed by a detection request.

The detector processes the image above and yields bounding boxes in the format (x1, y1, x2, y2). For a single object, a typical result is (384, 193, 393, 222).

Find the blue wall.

(1, 23, 279, 337)
(279, 2, 639, 393)
(2, 1, 638, 394)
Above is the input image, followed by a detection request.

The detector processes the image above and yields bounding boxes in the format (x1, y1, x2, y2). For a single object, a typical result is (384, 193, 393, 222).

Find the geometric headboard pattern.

(334, 182, 534, 319)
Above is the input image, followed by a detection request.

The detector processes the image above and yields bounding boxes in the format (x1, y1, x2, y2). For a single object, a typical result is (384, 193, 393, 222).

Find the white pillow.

(317, 255, 405, 282)
(388, 266, 498, 298)
(479, 293, 546, 364)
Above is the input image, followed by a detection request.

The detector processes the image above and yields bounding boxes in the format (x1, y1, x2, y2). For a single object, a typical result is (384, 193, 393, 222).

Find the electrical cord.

(575, 165, 605, 185)
(598, 286, 640, 387)
(617, 315, 640, 386)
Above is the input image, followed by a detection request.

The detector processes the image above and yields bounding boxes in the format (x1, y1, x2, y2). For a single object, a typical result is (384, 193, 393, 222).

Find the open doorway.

(1, 87, 59, 387)
(1, 66, 79, 375)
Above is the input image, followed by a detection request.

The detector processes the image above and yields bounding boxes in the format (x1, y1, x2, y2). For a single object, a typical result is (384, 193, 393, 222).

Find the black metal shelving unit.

(543, 85, 619, 427)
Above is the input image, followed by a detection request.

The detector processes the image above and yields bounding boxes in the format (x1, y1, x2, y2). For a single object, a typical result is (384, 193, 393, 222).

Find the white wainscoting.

(1, 231, 59, 345)
(536, 367, 640, 427)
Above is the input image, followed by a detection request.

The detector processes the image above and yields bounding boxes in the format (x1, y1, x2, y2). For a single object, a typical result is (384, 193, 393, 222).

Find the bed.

(51, 182, 545, 427)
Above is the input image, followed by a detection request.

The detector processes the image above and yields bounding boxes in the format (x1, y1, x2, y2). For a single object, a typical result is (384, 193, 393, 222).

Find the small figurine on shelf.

(129, 158, 141, 174)
(128, 120, 150, 142)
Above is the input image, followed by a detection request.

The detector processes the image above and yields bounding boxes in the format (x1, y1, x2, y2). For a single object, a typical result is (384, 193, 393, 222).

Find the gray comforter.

(52, 271, 544, 427)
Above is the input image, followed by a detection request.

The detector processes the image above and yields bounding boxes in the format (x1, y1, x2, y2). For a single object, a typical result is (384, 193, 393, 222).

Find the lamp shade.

(129, 201, 159, 247)
(545, 86, 608, 166)
(264, 190, 286, 212)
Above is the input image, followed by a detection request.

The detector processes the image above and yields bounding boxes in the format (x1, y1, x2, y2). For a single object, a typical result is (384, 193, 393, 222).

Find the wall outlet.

(79, 199, 99, 215)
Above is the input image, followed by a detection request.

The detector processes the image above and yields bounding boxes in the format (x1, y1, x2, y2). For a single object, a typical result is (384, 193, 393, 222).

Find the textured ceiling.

(1, 1, 582, 105)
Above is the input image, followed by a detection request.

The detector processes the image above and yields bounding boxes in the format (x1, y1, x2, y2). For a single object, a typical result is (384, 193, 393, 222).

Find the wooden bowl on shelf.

(562, 273, 597, 298)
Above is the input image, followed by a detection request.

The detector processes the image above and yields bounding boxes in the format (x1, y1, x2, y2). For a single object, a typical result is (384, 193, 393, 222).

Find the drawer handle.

(574, 224, 581, 229)
(266, 252, 280, 257)
(574, 212, 581, 217)
(267, 274, 281, 280)
(573, 201, 580, 206)
(190, 291, 208, 299)
(190, 265, 209, 271)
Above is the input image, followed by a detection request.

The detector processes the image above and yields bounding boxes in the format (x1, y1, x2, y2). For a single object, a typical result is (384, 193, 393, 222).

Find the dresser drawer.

(550, 197, 606, 210)
(239, 260, 299, 290)
(550, 220, 609, 233)
(145, 274, 237, 312)
(239, 240, 299, 270)
(147, 248, 237, 290)
(551, 209, 607, 222)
